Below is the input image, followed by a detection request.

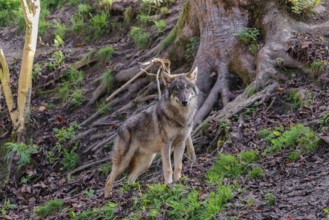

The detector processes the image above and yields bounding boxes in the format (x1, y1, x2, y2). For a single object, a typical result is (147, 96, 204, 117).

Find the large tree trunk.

(166, 0, 327, 125)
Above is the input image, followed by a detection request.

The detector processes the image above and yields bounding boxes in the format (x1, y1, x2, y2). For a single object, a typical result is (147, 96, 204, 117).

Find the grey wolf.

(104, 67, 199, 198)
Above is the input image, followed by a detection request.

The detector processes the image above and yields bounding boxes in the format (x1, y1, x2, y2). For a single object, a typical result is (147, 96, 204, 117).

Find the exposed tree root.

(68, 158, 109, 177)
(82, 134, 115, 154)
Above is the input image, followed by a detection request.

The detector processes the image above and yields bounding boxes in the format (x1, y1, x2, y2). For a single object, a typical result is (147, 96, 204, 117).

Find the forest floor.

(1, 1, 329, 219)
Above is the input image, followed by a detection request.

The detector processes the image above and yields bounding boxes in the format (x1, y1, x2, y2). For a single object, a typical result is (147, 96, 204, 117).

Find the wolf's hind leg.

(173, 142, 185, 181)
(104, 162, 127, 198)
(129, 153, 156, 183)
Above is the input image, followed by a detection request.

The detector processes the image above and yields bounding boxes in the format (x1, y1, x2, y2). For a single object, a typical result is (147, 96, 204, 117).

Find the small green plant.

(98, 0, 113, 12)
(287, 0, 321, 15)
(53, 20, 67, 39)
(323, 208, 329, 220)
(160, 6, 169, 15)
(5, 142, 38, 167)
(96, 47, 115, 66)
(185, 37, 200, 63)
(307, 60, 327, 75)
(124, 6, 133, 25)
(32, 63, 42, 79)
(99, 163, 111, 176)
(58, 81, 70, 102)
(237, 28, 259, 44)
(207, 154, 244, 183)
(47, 50, 64, 71)
(85, 188, 95, 198)
(287, 90, 304, 110)
(54, 35, 65, 47)
(72, 15, 85, 34)
(154, 19, 166, 33)
(89, 12, 109, 39)
(1, 199, 16, 215)
(247, 166, 264, 180)
(239, 150, 259, 164)
(35, 199, 63, 217)
(46, 150, 57, 164)
(101, 70, 114, 90)
(63, 147, 79, 171)
(77, 3, 92, 16)
(70, 89, 85, 108)
(66, 68, 84, 86)
(20, 175, 32, 184)
(120, 181, 141, 193)
(266, 193, 276, 206)
(236, 28, 260, 54)
(53, 123, 79, 142)
(245, 195, 255, 206)
(137, 14, 153, 27)
(288, 150, 300, 161)
(129, 27, 151, 49)
(97, 99, 112, 115)
(246, 85, 256, 97)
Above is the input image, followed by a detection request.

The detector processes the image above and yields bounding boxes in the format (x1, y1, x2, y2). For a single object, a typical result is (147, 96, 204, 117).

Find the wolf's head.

(161, 67, 198, 107)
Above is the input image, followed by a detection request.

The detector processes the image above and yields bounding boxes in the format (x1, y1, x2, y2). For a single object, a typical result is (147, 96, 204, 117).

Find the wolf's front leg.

(173, 141, 185, 181)
(161, 143, 173, 184)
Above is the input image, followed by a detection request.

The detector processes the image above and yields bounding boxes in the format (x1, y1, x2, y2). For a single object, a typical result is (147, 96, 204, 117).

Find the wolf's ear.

(186, 67, 198, 83)
(161, 72, 174, 86)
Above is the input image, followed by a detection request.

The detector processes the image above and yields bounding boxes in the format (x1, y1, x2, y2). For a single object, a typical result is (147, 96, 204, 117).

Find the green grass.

(239, 150, 259, 164)
(207, 154, 244, 183)
(247, 166, 265, 180)
(35, 199, 64, 217)
(129, 27, 151, 49)
(126, 182, 233, 219)
(202, 184, 233, 219)
(96, 47, 115, 66)
(260, 124, 320, 155)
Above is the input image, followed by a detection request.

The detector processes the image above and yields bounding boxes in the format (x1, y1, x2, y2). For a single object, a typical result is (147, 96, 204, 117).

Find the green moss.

(35, 199, 64, 217)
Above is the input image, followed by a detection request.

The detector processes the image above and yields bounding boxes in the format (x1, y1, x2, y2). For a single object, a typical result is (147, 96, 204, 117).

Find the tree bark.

(16, 0, 40, 142)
